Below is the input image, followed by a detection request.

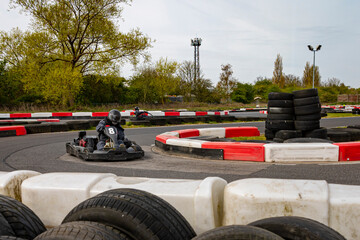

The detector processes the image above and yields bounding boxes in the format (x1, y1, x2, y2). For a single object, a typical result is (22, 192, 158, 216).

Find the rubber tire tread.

(295, 113, 321, 121)
(327, 131, 351, 142)
(292, 88, 318, 98)
(268, 92, 293, 100)
(274, 130, 302, 140)
(192, 225, 285, 240)
(0, 213, 15, 236)
(266, 120, 295, 131)
(303, 128, 328, 139)
(267, 114, 294, 121)
(267, 100, 293, 108)
(248, 216, 346, 240)
(267, 107, 294, 114)
(293, 96, 320, 106)
(294, 120, 320, 131)
(35, 221, 129, 240)
(0, 195, 46, 239)
(0, 237, 27, 240)
(265, 129, 275, 140)
(294, 103, 321, 116)
(62, 188, 196, 240)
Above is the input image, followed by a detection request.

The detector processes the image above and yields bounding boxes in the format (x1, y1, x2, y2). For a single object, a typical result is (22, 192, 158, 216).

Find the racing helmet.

(108, 109, 121, 125)
(134, 106, 139, 111)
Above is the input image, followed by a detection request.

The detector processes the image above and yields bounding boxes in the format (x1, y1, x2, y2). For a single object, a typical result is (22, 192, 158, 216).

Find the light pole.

(307, 44, 321, 88)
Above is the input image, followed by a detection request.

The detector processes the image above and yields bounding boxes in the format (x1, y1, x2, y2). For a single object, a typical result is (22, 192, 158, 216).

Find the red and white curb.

(155, 127, 360, 162)
(1, 170, 359, 239)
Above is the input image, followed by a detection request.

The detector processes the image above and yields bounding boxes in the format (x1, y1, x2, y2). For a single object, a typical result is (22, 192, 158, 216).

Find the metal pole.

(312, 50, 315, 89)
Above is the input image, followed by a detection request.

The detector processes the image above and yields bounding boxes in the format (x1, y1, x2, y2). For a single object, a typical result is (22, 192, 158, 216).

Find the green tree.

(129, 65, 159, 104)
(177, 61, 195, 101)
(1, 0, 151, 106)
(231, 82, 254, 104)
(272, 54, 285, 88)
(253, 77, 280, 100)
(302, 61, 320, 87)
(217, 64, 237, 102)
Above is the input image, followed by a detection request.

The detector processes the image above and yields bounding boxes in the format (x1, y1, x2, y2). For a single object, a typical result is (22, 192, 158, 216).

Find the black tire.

(248, 216, 346, 240)
(327, 131, 351, 142)
(267, 100, 293, 108)
(0, 195, 46, 240)
(275, 130, 302, 140)
(295, 113, 322, 121)
(267, 114, 294, 121)
(62, 188, 196, 240)
(273, 138, 284, 143)
(293, 96, 320, 106)
(294, 103, 321, 116)
(192, 225, 284, 240)
(267, 107, 294, 114)
(284, 138, 333, 143)
(0, 213, 15, 237)
(266, 120, 295, 131)
(348, 125, 360, 129)
(294, 120, 320, 131)
(35, 221, 129, 240)
(328, 128, 360, 141)
(265, 129, 275, 140)
(292, 88, 318, 98)
(0, 237, 27, 240)
(303, 128, 328, 139)
(268, 92, 293, 100)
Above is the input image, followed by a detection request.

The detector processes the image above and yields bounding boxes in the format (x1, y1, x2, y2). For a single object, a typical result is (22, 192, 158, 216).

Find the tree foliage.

(272, 54, 285, 88)
(217, 64, 237, 102)
(231, 82, 254, 103)
(302, 61, 321, 87)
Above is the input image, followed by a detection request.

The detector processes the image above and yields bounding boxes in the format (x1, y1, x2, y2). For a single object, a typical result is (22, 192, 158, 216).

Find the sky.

(1, 0, 359, 88)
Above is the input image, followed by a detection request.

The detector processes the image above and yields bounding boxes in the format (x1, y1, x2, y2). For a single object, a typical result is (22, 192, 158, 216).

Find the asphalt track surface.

(1, 117, 360, 185)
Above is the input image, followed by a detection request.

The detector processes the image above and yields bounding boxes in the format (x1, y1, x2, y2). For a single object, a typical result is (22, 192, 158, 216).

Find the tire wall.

(0, 171, 359, 239)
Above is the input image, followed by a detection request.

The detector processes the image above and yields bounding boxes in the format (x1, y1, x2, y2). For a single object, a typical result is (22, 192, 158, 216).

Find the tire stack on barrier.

(265, 92, 295, 142)
(292, 88, 328, 140)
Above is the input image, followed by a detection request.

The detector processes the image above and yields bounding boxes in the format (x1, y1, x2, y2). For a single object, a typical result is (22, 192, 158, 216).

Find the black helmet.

(108, 109, 121, 125)
(134, 106, 139, 111)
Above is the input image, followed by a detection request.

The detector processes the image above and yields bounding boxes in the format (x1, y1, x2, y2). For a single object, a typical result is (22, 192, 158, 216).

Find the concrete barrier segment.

(164, 112, 180, 116)
(0, 126, 27, 136)
(0, 113, 10, 118)
(328, 183, 360, 240)
(223, 178, 329, 226)
(92, 112, 108, 117)
(173, 129, 200, 138)
(52, 112, 73, 117)
(10, 113, 32, 118)
(166, 138, 207, 148)
(333, 142, 360, 161)
(155, 134, 179, 144)
(72, 112, 92, 117)
(21, 172, 116, 227)
(149, 111, 165, 117)
(224, 126, 260, 138)
(0, 170, 40, 201)
(202, 142, 265, 161)
(199, 128, 226, 138)
(195, 111, 207, 116)
(264, 143, 339, 162)
(31, 112, 52, 118)
(180, 112, 196, 116)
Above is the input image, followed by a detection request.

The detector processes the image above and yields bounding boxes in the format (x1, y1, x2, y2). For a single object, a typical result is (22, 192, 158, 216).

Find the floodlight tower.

(307, 44, 322, 88)
(191, 38, 202, 82)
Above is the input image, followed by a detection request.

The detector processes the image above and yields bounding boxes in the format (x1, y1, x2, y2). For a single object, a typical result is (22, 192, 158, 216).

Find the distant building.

(337, 94, 360, 103)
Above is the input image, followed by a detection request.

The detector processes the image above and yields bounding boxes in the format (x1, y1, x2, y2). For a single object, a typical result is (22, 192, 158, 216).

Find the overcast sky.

(1, 0, 359, 88)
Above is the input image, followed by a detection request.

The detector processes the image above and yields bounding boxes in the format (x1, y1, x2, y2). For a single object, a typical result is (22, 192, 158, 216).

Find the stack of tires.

(293, 88, 328, 140)
(266, 92, 296, 142)
(353, 107, 360, 115)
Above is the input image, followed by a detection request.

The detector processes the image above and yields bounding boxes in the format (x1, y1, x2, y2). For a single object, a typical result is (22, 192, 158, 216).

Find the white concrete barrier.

(32, 112, 52, 118)
(329, 184, 360, 240)
(90, 176, 227, 234)
(72, 112, 92, 117)
(264, 143, 339, 162)
(180, 112, 196, 116)
(0, 113, 10, 118)
(166, 138, 206, 148)
(149, 111, 165, 117)
(0, 170, 40, 201)
(223, 178, 329, 226)
(21, 172, 115, 227)
(199, 128, 225, 138)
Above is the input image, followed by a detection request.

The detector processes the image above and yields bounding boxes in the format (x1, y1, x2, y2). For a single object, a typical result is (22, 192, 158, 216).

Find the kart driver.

(96, 109, 131, 150)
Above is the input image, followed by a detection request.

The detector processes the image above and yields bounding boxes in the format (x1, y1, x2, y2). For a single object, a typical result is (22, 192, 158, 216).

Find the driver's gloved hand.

(98, 126, 105, 132)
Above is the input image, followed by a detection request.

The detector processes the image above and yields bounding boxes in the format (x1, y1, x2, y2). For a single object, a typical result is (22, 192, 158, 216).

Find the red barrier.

(10, 113, 31, 118)
(164, 112, 180, 116)
(202, 142, 265, 161)
(52, 112, 72, 117)
(173, 129, 199, 138)
(92, 112, 108, 117)
(334, 142, 360, 161)
(0, 126, 27, 136)
(195, 111, 207, 116)
(155, 134, 178, 144)
(225, 127, 260, 138)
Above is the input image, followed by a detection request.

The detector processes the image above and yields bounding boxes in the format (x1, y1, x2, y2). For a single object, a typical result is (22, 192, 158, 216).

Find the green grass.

(230, 135, 266, 141)
(325, 113, 358, 118)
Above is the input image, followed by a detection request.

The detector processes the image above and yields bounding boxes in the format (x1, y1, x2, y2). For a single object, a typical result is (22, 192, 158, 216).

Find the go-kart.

(66, 126, 144, 161)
